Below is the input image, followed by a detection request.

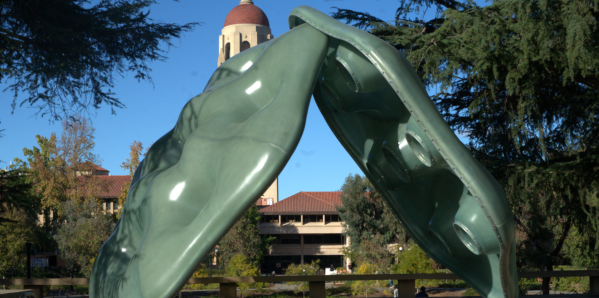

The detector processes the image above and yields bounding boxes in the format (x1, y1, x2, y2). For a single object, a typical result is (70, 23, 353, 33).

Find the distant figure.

(415, 286, 429, 297)
(389, 279, 394, 288)
(330, 264, 335, 271)
(394, 285, 399, 298)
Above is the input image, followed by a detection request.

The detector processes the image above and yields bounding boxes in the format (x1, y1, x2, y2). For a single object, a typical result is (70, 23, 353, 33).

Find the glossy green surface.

(290, 6, 517, 298)
(90, 6, 517, 298)
(89, 23, 328, 298)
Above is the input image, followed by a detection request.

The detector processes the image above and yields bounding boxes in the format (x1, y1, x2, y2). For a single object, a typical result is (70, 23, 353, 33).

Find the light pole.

(209, 247, 218, 277)
(215, 247, 218, 268)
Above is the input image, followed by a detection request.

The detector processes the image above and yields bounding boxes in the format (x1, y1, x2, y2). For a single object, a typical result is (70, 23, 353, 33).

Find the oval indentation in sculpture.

(334, 58, 358, 92)
(454, 195, 501, 256)
(366, 161, 389, 189)
(428, 227, 452, 257)
(335, 41, 386, 93)
(382, 146, 410, 183)
(405, 131, 432, 167)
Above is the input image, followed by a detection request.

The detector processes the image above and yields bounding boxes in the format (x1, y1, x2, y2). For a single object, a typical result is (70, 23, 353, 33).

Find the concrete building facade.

(258, 192, 349, 274)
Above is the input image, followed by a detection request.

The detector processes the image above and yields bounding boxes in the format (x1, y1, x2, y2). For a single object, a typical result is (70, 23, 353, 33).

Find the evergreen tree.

(0, 0, 199, 122)
(333, 0, 599, 294)
(218, 205, 274, 266)
(336, 174, 407, 271)
(0, 159, 38, 224)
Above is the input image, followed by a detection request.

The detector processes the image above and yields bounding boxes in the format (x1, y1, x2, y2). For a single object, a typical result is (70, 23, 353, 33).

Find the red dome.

(224, 4, 270, 27)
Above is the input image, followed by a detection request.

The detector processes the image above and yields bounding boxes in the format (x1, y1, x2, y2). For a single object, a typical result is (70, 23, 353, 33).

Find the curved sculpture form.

(90, 6, 517, 298)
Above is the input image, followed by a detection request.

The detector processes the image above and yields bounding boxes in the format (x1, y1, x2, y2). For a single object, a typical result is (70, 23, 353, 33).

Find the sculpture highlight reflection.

(90, 6, 517, 298)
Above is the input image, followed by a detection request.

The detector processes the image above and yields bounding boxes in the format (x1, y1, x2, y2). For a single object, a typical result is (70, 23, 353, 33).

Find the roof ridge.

(303, 192, 335, 207)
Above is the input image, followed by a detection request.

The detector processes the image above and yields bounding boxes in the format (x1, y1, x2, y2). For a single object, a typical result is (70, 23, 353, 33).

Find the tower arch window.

(225, 43, 231, 61)
(241, 41, 251, 53)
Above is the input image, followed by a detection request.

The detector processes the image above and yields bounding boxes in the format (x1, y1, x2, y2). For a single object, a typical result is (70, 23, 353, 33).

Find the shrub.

(351, 262, 378, 298)
(392, 245, 435, 286)
(554, 276, 590, 293)
(463, 288, 480, 296)
(285, 260, 320, 298)
(225, 254, 267, 297)
(518, 278, 541, 295)
(185, 265, 220, 290)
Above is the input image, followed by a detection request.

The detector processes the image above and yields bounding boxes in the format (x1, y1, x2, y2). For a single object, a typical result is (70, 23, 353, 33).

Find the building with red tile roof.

(97, 174, 130, 213)
(258, 191, 349, 274)
(259, 191, 342, 215)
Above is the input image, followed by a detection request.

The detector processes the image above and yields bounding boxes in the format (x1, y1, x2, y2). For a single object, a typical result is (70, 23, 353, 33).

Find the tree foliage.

(333, 0, 599, 293)
(285, 260, 320, 298)
(0, 0, 199, 121)
(22, 118, 108, 217)
(392, 245, 434, 274)
(0, 206, 36, 278)
(218, 205, 273, 266)
(225, 254, 265, 297)
(350, 262, 378, 298)
(54, 199, 115, 277)
(117, 140, 143, 218)
(120, 141, 143, 177)
(392, 244, 435, 286)
(0, 160, 38, 224)
(336, 174, 406, 271)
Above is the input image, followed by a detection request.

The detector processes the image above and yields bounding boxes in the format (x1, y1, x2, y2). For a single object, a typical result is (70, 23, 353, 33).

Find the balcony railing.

(2, 270, 599, 298)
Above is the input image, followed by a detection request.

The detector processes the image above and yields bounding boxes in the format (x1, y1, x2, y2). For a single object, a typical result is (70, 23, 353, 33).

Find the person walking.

(415, 286, 429, 297)
(393, 285, 399, 298)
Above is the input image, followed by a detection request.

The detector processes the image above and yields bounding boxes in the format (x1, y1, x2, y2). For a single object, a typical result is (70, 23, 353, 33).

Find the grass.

(462, 288, 480, 296)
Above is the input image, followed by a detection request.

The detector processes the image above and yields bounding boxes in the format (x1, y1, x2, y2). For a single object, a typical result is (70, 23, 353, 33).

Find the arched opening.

(225, 43, 230, 61)
(241, 41, 251, 53)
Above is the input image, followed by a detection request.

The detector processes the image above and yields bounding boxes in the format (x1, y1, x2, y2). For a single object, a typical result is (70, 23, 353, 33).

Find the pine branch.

(330, 7, 386, 29)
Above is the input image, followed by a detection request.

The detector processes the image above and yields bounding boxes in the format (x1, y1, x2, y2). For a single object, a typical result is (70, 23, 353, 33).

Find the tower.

(217, 0, 274, 67)
(218, 1, 278, 205)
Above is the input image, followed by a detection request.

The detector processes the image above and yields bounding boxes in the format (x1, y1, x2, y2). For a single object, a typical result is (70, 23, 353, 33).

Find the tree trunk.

(542, 264, 553, 295)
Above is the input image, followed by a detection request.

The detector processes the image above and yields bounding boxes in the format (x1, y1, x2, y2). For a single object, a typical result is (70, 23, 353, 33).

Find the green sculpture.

(90, 6, 517, 298)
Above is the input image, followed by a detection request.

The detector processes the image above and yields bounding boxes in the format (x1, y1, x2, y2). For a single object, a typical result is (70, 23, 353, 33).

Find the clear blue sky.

(0, 0, 467, 200)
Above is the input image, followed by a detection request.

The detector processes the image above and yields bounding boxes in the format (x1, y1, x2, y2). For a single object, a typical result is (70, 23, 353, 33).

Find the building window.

(113, 201, 119, 210)
(240, 41, 250, 52)
(272, 234, 300, 245)
(225, 43, 230, 61)
(281, 215, 301, 223)
(261, 215, 279, 223)
(304, 215, 323, 223)
(304, 234, 345, 245)
(326, 215, 340, 223)
(304, 255, 344, 269)
(104, 201, 110, 210)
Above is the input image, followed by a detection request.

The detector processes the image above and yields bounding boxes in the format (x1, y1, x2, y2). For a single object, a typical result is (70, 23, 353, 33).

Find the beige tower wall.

(217, 24, 273, 66)
(261, 177, 278, 203)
